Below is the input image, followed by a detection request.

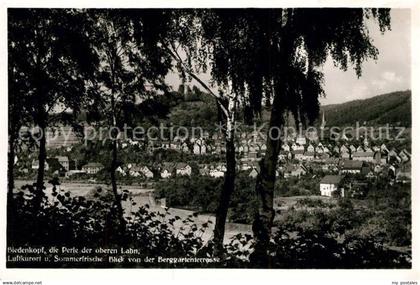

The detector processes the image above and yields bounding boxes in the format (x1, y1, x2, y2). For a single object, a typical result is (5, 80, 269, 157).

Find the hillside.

(321, 90, 411, 127)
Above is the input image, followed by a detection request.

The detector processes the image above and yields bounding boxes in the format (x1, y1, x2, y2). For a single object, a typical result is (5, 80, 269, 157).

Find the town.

(17, 118, 411, 199)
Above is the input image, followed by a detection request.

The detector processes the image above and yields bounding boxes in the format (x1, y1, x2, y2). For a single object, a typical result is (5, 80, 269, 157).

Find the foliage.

(322, 90, 411, 127)
(155, 173, 257, 223)
(8, 181, 410, 268)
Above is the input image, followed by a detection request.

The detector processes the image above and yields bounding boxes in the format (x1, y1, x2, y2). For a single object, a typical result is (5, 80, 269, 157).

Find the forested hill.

(321, 90, 411, 127)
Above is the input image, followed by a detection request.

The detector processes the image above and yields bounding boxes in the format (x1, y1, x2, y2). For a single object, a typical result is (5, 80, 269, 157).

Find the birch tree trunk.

(213, 92, 237, 256)
(35, 117, 47, 209)
(110, 79, 126, 235)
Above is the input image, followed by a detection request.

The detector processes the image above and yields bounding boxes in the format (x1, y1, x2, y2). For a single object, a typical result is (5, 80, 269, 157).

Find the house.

(396, 162, 411, 183)
(322, 157, 340, 171)
(293, 150, 305, 161)
(356, 146, 364, 152)
(176, 163, 192, 176)
(296, 135, 307, 146)
(340, 151, 351, 160)
(193, 141, 201, 155)
(279, 151, 291, 161)
(380, 143, 389, 154)
(249, 168, 259, 178)
(373, 151, 387, 164)
(82, 163, 104, 175)
(116, 165, 127, 176)
(306, 144, 315, 153)
(56, 156, 69, 171)
(259, 143, 267, 154)
(130, 165, 154, 179)
(282, 144, 291, 152)
(161, 163, 175, 178)
(363, 137, 370, 147)
(302, 152, 315, 161)
(284, 164, 307, 178)
(209, 164, 226, 178)
(315, 146, 325, 154)
(352, 151, 374, 162)
(340, 160, 364, 174)
(294, 144, 305, 151)
(364, 147, 373, 153)
(320, 175, 344, 197)
(198, 164, 210, 176)
(399, 149, 411, 162)
(31, 159, 49, 171)
(340, 145, 349, 154)
(316, 152, 330, 162)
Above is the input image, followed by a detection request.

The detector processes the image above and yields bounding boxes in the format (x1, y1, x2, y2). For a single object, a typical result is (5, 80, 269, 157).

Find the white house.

(116, 166, 127, 176)
(209, 164, 226, 178)
(306, 144, 315, 153)
(160, 163, 175, 178)
(176, 163, 192, 176)
(296, 135, 307, 146)
(82, 163, 104, 175)
(249, 168, 259, 178)
(130, 165, 154, 179)
(282, 144, 291, 152)
(320, 175, 344, 197)
(340, 145, 349, 154)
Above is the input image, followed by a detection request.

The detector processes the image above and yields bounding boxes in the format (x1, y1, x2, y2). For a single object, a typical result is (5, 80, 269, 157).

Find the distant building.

(293, 150, 305, 161)
(322, 157, 340, 171)
(176, 163, 192, 176)
(284, 164, 307, 178)
(396, 162, 411, 183)
(340, 160, 365, 174)
(161, 163, 175, 178)
(399, 149, 411, 162)
(340, 152, 351, 160)
(31, 159, 49, 171)
(307, 144, 315, 153)
(282, 144, 291, 152)
(296, 135, 307, 146)
(302, 151, 315, 161)
(249, 168, 259, 178)
(209, 164, 226, 178)
(352, 151, 374, 162)
(340, 145, 349, 154)
(320, 175, 344, 197)
(82, 163, 104, 175)
(130, 165, 154, 179)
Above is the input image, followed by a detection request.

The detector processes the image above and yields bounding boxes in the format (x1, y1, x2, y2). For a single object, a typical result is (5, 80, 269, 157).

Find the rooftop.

(320, 175, 343, 185)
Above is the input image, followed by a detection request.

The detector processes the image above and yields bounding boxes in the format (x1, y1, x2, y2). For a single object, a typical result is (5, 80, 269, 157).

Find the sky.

(165, 8, 411, 106)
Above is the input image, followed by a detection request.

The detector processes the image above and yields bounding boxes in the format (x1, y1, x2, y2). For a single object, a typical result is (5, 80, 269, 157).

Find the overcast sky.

(165, 8, 411, 105)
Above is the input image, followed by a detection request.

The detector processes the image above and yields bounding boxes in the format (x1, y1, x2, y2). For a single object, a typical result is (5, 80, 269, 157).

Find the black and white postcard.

(1, 1, 419, 284)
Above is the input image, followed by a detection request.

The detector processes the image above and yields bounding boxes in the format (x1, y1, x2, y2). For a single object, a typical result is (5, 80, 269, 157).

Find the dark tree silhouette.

(8, 9, 97, 208)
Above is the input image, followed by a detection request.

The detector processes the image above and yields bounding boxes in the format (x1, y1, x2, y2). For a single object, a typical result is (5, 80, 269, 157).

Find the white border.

(0, 1, 419, 284)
